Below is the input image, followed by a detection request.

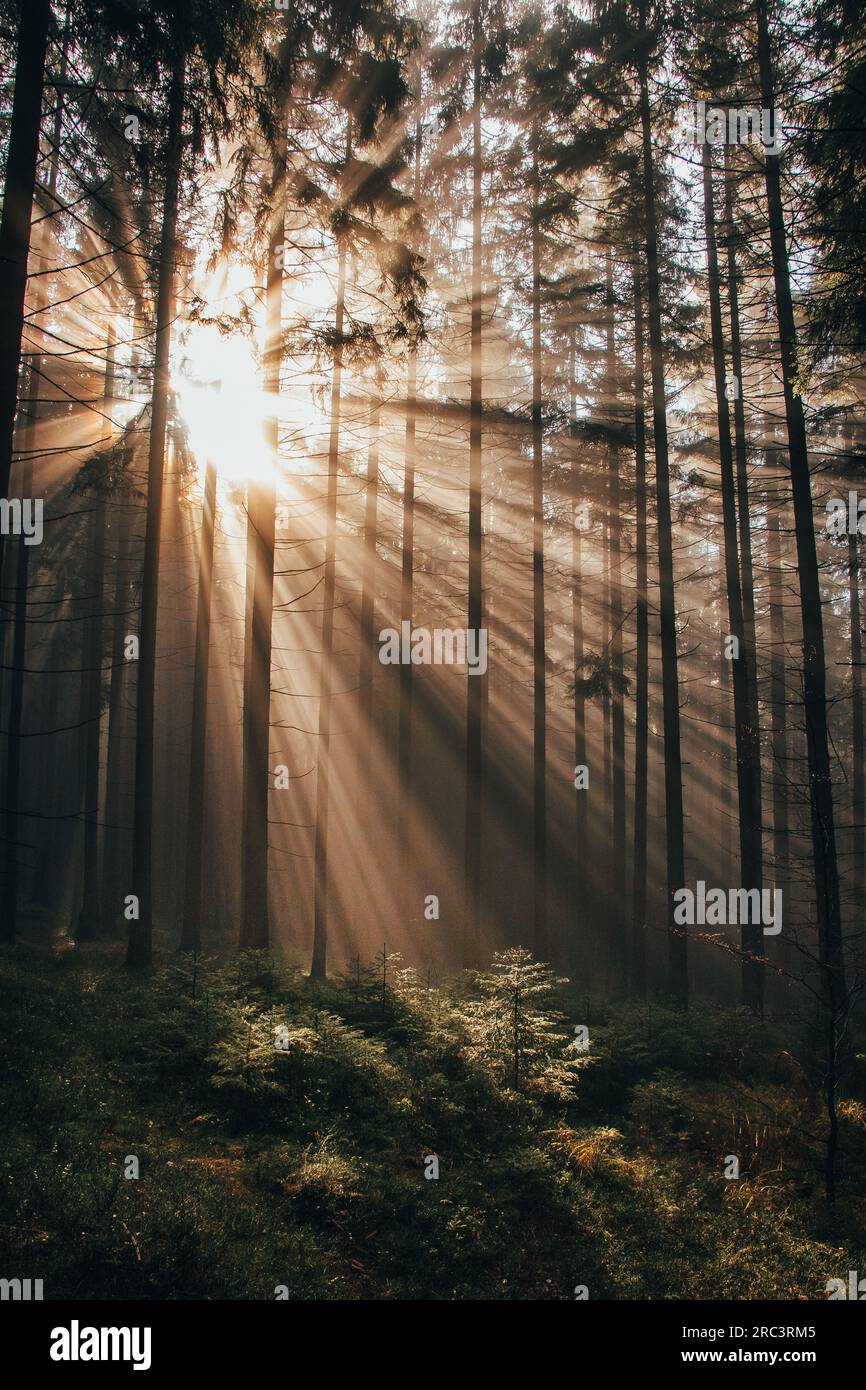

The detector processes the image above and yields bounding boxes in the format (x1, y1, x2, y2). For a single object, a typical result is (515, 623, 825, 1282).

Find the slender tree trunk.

(638, 26, 687, 1005)
(631, 268, 649, 997)
(602, 527, 611, 844)
(239, 104, 289, 953)
(354, 393, 380, 945)
(756, 0, 846, 1013)
(463, 12, 484, 968)
(102, 311, 146, 931)
(34, 652, 60, 914)
(571, 327, 587, 970)
(719, 615, 734, 877)
(530, 124, 547, 961)
(723, 143, 760, 754)
(397, 120, 422, 886)
(702, 142, 763, 1011)
(606, 247, 626, 982)
(397, 347, 416, 812)
(310, 122, 350, 980)
(127, 58, 185, 968)
(102, 489, 134, 932)
(3, 50, 69, 919)
(77, 330, 115, 939)
(766, 501, 789, 896)
(240, 445, 277, 955)
(0, 0, 51, 506)
(0, 1, 52, 930)
(180, 456, 216, 952)
(240, 478, 255, 873)
(358, 398, 380, 796)
(0, 377, 34, 942)
(849, 526, 864, 914)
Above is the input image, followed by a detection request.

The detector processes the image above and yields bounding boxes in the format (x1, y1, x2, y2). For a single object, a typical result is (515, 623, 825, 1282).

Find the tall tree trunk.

(718, 620, 734, 876)
(103, 311, 143, 930)
(638, 22, 687, 1005)
(765, 501, 789, 901)
(702, 142, 763, 1012)
(310, 121, 350, 981)
(354, 393, 380, 944)
(180, 456, 216, 952)
(102, 487, 134, 932)
(0, 0, 51, 506)
(0, 374, 35, 942)
(631, 268, 649, 997)
(397, 120, 422, 892)
(756, 0, 846, 1014)
(570, 327, 587, 972)
(397, 350, 416, 811)
(0, 35, 66, 938)
(127, 58, 185, 968)
(358, 398, 380, 797)
(606, 246, 626, 982)
(849, 525, 864, 915)
(0, 0, 52, 932)
(34, 648, 60, 914)
(723, 143, 760, 755)
(77, 330, 115, 939)
(239, 100, 289, 953)
(602, 521, 611, 846)
(530, 123, 547, 961)
(463, 10, 484, 968)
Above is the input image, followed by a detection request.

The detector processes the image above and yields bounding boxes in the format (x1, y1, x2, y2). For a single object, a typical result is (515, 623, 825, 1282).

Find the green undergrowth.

(1, 944, 863, 1300)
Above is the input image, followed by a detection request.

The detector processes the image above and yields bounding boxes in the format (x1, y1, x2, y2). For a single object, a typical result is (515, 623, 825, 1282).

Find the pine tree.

(461, 946, 579, 1096)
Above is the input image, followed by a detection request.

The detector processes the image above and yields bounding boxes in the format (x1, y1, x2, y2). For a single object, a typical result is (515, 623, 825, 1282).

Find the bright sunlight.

(174, 321, 273, 484)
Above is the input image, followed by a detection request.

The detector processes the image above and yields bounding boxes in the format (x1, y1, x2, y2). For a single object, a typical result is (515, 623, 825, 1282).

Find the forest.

(0, 0, 865, 1304)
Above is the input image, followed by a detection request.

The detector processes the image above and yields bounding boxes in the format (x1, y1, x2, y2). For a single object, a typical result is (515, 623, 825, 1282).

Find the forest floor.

(1, 942, 865, 1300)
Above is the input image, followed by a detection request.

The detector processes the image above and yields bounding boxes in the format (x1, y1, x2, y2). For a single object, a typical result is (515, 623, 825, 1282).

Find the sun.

(174, 322, 275, 485)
